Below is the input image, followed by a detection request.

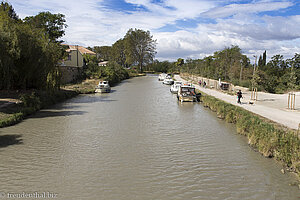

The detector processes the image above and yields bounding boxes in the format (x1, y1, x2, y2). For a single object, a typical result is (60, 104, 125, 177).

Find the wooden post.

(251, 87, 258, 101)
(288, 93, 290, 109)
(255, 88, 258, 100)
(293, 93, 296, 110)
(288, 92, 296, 110)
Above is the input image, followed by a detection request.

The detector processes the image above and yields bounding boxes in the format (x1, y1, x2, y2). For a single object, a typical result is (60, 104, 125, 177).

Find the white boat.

(170, 81, 182, 93)
(158, 73, 167, 81)
(177, 83, 197, 102)
(163, 77, 174, 85)
(95, 81, 111, 93)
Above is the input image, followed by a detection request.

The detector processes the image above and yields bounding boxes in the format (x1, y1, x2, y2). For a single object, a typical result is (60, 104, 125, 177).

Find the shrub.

(19, 92, 41, 110)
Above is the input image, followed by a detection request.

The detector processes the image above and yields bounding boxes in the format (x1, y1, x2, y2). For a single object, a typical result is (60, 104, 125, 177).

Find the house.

(61, 44, 96, 67)
(60, 44, 96, 83)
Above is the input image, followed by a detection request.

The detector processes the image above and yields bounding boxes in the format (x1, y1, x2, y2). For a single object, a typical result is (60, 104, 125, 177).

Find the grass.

(200, 91, 300, 178)
(0, 90, 78, 128)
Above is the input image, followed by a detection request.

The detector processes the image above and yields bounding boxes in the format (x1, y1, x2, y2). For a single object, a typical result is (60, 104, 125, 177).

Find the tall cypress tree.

(258, 55, 263, 68)
(263, 50, 267, 66)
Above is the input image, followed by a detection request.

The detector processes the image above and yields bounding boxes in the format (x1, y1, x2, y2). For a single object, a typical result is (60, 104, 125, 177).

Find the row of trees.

(88, 28, 157, 72)
(83, 54, 129, 85)
(0, 2, 67, 90)
(148, 46, 299, 93)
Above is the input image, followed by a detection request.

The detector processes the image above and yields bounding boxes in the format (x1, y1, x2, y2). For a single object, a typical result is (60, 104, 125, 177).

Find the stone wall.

(59, 66, 82, 84)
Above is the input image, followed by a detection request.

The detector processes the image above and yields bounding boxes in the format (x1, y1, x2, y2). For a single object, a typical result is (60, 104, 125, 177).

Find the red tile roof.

(62, 44, 96, 55)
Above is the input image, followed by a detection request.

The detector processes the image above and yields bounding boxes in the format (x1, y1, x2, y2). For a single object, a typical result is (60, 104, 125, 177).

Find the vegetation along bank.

(0, 90, 77, 128)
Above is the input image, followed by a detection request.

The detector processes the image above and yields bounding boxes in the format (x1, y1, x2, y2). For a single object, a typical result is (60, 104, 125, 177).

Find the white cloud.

(7, 0, 300, 62)
(202, 1, 293, 18)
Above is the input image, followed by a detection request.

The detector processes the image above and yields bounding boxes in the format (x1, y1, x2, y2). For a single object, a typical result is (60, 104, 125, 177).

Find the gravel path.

(175, 75, 300, 130)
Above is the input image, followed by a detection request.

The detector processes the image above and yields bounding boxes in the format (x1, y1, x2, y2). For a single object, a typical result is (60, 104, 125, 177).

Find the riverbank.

(175, 74, 300, 179)
(62, 73, 146, 94)
(0, 90, 77, 128)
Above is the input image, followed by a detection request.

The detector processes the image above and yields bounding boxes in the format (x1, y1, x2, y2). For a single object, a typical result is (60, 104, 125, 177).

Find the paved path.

(175, 75, 300, 130)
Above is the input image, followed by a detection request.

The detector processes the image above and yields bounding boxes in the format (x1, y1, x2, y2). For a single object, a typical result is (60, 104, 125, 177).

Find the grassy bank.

(199, 91, 300, 178)
(0, 90, 77, 128)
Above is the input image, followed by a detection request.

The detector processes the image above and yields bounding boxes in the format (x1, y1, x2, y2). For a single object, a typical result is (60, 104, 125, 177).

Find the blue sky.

(7, 0, 300, 61)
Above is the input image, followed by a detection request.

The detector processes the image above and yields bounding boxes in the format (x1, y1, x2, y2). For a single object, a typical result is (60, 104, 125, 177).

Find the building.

(60, 44, 96, 83)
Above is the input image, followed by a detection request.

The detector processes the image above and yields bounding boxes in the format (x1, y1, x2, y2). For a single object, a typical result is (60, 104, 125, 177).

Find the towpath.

(175, 75, 300, 130)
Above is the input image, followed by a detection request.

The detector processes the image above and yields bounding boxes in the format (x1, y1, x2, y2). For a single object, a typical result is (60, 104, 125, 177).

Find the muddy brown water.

(0, 75, 299, 200)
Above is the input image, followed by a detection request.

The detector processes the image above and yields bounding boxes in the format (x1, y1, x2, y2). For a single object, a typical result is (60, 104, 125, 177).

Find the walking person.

(237, 90, 242, 104)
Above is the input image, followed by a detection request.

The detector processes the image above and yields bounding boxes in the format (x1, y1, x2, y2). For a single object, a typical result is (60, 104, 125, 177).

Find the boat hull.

(95, 88, 111, 93)
(163, 80, 174, 85)
(170, 89, 178, 94)
(177, 95, 196, 102)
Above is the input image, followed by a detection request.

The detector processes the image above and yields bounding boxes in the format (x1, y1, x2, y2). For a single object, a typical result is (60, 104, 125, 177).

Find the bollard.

(251, 87, 258, 101)
(288, 93, 290, 109)
(288, 92, 296, 110)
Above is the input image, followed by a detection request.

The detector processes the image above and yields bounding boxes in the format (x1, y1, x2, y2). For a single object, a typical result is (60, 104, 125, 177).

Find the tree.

(124, 28, 156, 72)
(24, 11, 67, 42)
(0, 4, 67, 90)
(93, 46, 112, 61)
(0, 10, 19, 89)
(258, 55, 263, 68)
(111, 39, 127, 67)
(287, 53, 300, 91)
(262, 50, 267, 66)
(0, 2, 19, 20)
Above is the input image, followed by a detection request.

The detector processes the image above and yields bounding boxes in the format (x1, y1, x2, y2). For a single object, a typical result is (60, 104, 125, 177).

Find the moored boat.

(95, 81, 111, 93)
(177, 83, 197, 102)
(158, 73, 167, 81)
(163, 77, 174, 85)
(170, 81, 182, 93)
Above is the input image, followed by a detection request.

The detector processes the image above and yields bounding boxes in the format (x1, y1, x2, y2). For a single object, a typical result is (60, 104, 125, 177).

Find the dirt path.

(175, 75, 300, 130)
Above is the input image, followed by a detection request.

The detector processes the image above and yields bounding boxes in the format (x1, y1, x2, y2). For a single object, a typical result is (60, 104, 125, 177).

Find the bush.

(19, 92, 41, 111)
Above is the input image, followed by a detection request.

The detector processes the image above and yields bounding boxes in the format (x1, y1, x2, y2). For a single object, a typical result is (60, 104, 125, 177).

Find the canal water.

(0, 75, 299, 200)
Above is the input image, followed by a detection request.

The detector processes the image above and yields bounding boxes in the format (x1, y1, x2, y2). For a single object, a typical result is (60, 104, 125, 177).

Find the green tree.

(262, 50, 267, 66)
(24, 11, 67, 42)
(0, 4, 67, 90)
(258, 55, 263, 68)
(0, 10, 19, 89)
(124, 28, 156, 72)
(287, 53, 300, 91)
(83, 54, 100, 78)
(93, 46, 112, 61)
(0, 1, 19, 20)
(111, 39, 127, 67)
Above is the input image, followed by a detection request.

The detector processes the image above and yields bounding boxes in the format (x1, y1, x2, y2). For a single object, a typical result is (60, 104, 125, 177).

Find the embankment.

(0, 90, 77, 128)
(199, 91, 300, 178)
